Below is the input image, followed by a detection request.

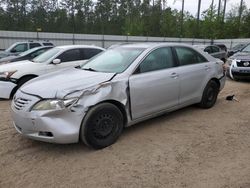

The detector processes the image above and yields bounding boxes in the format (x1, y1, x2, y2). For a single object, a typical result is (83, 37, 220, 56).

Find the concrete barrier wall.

(0, 30, 212, 50)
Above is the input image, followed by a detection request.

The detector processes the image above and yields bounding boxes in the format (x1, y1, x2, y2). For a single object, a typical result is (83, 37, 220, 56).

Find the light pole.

(196, 0, 202, 38)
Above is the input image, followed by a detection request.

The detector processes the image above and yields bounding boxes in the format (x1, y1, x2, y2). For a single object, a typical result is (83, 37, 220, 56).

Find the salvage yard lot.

(0, 79, 250, 188)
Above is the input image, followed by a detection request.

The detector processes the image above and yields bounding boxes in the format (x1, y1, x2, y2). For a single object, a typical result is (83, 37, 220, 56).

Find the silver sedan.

(11, 43, 226, 149)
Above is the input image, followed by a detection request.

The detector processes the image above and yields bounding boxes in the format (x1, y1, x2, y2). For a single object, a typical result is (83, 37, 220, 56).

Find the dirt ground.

(0, 79, 250, 188)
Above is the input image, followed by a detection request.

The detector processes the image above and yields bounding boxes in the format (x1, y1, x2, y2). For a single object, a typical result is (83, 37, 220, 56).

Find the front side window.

(175, 47, 207, 66)
(57, 49, 81, 62)
(137, 47, 175, 73)
(33, 48, 61, 63)
(11, 43, 28, 53)
(204, 46, 212, 54)
(82, 47, 145, 73)
(211, 46, 220, 53)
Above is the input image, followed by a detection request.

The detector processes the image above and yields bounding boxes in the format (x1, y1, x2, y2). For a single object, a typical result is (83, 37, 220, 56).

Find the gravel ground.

(0, 79, 250, 188)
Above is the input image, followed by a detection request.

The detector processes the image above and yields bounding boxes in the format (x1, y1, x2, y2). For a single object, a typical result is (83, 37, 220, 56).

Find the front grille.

(13, 97, 31, 110)
(237, 61, 250, 67)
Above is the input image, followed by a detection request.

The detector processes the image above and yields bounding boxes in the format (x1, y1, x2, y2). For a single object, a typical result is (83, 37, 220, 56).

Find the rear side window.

(82, 48, 103, 60)
(175, 47, 207, 66)
(30, 43, 41, 49)
(43, 43, 54, 46)
(137, 47, 175, 73)
(57, 49, 81, 62)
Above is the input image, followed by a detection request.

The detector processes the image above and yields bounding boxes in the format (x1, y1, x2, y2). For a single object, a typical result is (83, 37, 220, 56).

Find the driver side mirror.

(52, 59, 61, 65)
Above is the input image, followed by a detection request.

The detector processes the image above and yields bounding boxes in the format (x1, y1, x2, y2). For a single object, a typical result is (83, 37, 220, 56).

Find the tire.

(10, 76, 36, 98)
(80, 103, 123, 149)
(199, 80, 220, 109)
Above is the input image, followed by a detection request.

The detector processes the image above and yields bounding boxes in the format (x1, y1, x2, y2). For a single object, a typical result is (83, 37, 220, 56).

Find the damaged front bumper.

(11, 91, 85, 144)
(0, 77, 17, 99)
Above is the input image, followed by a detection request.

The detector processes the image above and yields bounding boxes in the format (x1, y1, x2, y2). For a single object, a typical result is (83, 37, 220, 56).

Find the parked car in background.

(11, 43, 226, 149)
(226, 43, 250, 80)
(0, 46, 53, 64)
(194, 45, 227, 62)
(215, 44, 227, 53)
(228, 43, 248, 57)
(0, 41, 54, 59)
(0, 45, 104, 99)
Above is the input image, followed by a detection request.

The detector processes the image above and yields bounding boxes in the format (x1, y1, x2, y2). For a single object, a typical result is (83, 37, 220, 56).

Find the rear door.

(173, 46, 211, 104)
(129, 47, 180, 120)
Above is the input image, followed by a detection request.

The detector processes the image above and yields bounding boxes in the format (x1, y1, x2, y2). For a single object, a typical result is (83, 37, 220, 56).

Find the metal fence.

(1, 30, 250, 50)
(0, 30, 211, 50)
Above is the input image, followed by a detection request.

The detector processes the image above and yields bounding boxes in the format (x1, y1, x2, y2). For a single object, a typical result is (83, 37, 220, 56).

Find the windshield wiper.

(82, 68, 98, 72)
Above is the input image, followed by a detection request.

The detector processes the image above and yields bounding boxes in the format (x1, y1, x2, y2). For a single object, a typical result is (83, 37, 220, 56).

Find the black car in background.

(0, 46, 53, 64)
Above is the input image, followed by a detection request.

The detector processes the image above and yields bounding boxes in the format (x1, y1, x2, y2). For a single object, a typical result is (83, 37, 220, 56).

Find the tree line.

(0, 0, 249, 39)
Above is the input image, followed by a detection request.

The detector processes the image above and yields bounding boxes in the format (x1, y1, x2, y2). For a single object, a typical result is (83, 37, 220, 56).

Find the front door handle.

(170, 72, 179, 79)
(205, 65, 211, 71)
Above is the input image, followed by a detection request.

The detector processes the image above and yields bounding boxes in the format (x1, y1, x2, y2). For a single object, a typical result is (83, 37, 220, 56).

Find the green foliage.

(0, 0, 249, 39)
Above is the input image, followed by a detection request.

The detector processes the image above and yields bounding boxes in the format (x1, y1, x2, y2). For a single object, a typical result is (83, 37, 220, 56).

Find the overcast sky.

(168, 0, 250, 16)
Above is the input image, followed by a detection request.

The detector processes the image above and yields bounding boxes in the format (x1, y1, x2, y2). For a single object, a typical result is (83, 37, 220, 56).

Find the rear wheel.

(199, 80, 219, 109)
(80, 103, 123, 149)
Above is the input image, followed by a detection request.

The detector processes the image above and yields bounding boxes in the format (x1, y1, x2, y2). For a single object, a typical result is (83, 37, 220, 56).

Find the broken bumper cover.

(0, 78, 17, 99)
(11, 93, 84, 144)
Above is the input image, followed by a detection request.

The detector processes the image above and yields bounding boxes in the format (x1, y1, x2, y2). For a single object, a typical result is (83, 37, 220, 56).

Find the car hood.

(0, 51, 9, 59)
(20, 68, 116, 99)
(0, 55, 17, 63)
(231, 52, 250, 60)
(0, 60, 32, 71)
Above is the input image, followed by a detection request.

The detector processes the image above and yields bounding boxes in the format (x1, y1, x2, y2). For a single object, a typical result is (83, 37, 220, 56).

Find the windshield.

(241, 44, 250, 53)
(19, 47, 40, 56)
(32, 48, 60, 63)
(81, 47, 145, 73)
(5, 43, 18, 52)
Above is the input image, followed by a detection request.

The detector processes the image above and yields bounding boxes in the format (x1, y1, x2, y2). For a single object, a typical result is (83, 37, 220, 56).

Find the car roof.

(55, 45, 104, 50)
(116, 42, 199, 49)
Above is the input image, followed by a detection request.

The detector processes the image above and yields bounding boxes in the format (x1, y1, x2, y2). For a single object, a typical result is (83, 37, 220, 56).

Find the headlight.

(32, 98, 78, 111)
(0, 70, 17, 78)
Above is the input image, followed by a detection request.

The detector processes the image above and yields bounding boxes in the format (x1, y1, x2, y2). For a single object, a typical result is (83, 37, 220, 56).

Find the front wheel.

(199, 80, 219, 109)
(80, 103, 123, 149)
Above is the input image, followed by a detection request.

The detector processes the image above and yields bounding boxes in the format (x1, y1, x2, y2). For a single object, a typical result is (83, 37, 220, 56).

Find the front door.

(129, 47, 180, 120)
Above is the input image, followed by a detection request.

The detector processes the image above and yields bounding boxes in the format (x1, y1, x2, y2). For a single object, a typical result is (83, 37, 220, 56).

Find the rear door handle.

(170, 72, 179, 79)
